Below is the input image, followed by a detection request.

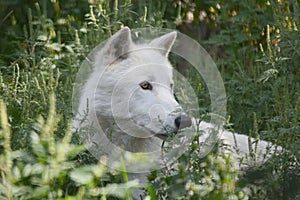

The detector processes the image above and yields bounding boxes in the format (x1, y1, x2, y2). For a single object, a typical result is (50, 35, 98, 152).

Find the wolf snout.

(175, 115, 192, 130)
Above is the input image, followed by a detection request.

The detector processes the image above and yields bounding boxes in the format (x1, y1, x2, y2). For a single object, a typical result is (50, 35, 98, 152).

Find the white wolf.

(73, 27, 278, 197)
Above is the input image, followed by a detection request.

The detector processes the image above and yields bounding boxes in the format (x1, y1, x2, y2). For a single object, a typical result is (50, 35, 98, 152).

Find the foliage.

(0, 94, 139, 199)
(0, 0, 299, 199)
(149, 138, 248, 200)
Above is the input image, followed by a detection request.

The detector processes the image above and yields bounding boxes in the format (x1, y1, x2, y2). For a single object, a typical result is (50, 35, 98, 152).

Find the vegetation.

(0, 0, 299, 199)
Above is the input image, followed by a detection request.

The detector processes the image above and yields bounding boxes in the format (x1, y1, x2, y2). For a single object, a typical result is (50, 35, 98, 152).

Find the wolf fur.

(73, 27, 279, 198)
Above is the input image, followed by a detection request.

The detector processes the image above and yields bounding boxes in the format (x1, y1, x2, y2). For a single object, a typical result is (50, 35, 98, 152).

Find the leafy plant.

(0, 0, 299, 199)
(0, 94, 140, 199)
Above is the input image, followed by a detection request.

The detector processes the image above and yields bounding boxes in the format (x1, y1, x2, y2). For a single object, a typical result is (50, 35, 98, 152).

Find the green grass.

(0, 0, 299, 199)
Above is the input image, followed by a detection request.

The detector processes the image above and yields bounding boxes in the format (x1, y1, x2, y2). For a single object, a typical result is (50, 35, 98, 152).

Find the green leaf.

(37, 35, 48, 41)
(65, 45, 74, 53)
(96, 180, 140, 198)
(69, 167, 94, 185)
(31, 132, 46, 158)
(29, 186, 49, 199)
(11, 185, 32, 199)
(257, 68, 278, 83)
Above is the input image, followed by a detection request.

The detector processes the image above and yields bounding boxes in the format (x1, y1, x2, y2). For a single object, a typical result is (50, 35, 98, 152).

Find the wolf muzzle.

(175, 115, 192, 130)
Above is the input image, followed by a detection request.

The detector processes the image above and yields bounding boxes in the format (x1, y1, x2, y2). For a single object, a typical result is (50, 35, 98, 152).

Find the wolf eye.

(140, 81, 152, 90)
(170, 83, 174, 89)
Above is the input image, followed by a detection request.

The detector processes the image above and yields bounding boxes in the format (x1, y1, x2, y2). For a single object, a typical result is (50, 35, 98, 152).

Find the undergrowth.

(0, 0, 299, 199)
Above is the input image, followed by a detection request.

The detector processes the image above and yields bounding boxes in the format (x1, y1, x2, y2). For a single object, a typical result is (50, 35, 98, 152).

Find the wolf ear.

(149, 31, 177, 57)
(102, 27, 132, 63)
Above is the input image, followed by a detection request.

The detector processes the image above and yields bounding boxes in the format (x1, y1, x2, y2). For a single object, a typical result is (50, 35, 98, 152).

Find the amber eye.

(139, 81, 152, 90)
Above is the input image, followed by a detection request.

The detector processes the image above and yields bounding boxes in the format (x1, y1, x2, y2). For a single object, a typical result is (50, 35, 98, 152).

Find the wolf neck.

(102, 120, 163, 153)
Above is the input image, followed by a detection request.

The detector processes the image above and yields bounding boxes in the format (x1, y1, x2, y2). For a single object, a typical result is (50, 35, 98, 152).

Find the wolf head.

(93, 27, 191, 141)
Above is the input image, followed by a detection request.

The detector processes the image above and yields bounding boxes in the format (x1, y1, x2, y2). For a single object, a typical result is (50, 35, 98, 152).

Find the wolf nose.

(175, 115, 192, 130)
